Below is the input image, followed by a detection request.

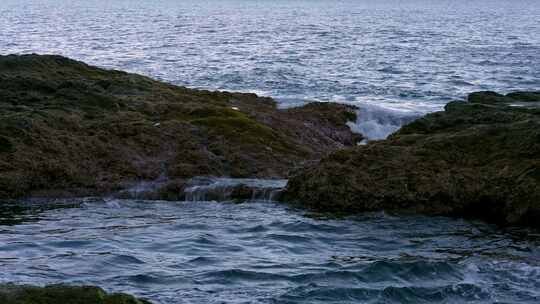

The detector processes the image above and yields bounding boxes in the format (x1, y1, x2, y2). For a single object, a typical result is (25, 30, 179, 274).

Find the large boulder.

(0, 54, 361, 199)
(282, 91, 540, 228)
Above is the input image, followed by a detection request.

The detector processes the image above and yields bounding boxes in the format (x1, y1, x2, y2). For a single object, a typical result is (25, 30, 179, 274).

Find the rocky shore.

(0, 54, 538, 227)
(0, 55, 540, 226)
(0, 54, 360, 200)
(282, 91, 540, 228)
(1, 54, 540, 303)
(0, 284, 151, 304)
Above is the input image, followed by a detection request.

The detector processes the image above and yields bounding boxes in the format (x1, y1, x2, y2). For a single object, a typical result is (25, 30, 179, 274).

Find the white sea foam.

(275, 97, 314, 109)
(273, 95, 440, 140)
(119, 173, 169, 198)
(343, 97, 444, 140)
(347, 104, 421, 140)
(242, 89, 273, 97)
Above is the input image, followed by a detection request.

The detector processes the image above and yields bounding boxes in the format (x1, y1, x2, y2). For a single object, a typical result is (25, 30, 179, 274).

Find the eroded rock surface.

(282, 91, 540, 228)
(0, 54, 361, 199)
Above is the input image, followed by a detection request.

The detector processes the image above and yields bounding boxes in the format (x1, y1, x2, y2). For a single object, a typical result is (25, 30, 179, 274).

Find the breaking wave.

(347, 104, 421, 140)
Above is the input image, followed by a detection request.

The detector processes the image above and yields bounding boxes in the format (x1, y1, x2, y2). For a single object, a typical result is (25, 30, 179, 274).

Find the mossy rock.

(506, 91, 540, 102)
(469, 91, 540, 104)
(0, 54, 360, 199)
(0, 284, 152, 304)
(468, 91, 513, 104)
(193, 115, 274, 140)
(0, 136, 13, 153)
(283, 91, 540, 228)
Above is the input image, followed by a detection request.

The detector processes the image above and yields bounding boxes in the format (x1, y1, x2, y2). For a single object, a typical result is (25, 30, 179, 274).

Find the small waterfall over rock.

(184, 177, 287, 202)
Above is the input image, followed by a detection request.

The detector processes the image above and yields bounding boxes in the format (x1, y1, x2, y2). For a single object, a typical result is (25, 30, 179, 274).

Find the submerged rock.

(282, 91, 540, 228)
(0, 54, 361, 199)
(0, 284, 151, 304)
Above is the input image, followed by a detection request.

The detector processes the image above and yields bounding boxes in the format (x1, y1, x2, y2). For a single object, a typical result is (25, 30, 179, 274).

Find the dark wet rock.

(506, 91, 540, 102)
(282, 91, 540, 228)
(0, 54, 361, 199)
(468, 91, 515, 104)
(0, 284, 152, 304)
(0, 135, 13, 153)
(468, 91, 540, 104)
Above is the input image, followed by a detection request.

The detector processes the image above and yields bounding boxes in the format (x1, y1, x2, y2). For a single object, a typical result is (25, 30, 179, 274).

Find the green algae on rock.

(0, 284, 151, 304)
(282, 91, 540, 228)
(0, 54, 361, 199)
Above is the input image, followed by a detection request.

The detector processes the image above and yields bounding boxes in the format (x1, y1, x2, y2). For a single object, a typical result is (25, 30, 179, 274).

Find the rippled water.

(1, 0, 539, 114)
(1, 199, 540, 303)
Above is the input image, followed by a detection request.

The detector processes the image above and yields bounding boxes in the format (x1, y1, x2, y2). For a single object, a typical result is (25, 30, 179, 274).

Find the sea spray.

(347, 104, 421, 140)
(118, 173, 169, 199)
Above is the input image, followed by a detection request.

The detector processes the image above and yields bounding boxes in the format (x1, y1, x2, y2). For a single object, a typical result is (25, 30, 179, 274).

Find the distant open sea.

(2, 0, 540, 136)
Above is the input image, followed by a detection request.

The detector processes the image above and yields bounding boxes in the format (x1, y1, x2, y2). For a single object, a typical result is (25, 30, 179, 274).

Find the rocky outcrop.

(0, 54, 361, 199)
(0, 284, 151, 304)
(282, 91, 540, 228)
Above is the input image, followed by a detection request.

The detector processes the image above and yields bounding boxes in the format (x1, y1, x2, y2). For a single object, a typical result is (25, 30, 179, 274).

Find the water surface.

(1, 199, 540, 303)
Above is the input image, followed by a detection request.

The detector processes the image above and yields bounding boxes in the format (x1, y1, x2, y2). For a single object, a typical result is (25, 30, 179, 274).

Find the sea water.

(1, 199, 540, 304)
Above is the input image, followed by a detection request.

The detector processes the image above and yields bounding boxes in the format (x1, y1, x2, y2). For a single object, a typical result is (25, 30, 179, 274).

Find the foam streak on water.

(1, 200, 540, 303)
